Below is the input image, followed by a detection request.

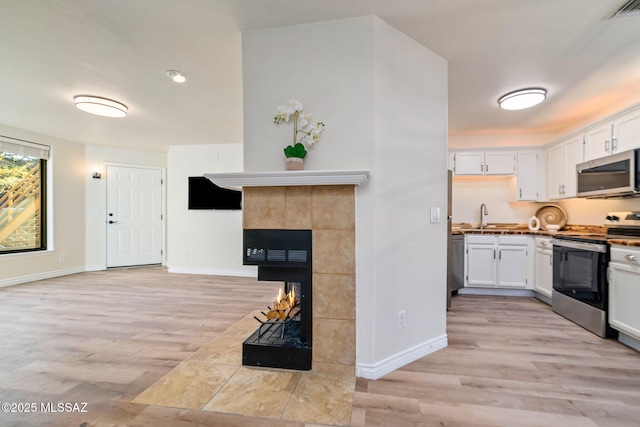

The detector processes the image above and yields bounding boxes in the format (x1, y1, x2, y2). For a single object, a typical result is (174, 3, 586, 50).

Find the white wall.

(449, 134, 554, 148)
(0, 124, 85, 286)
(242, 18, 374, 172)
(166, 144, 254, 276)
(84, 144, 166, 270)
(366, 17, 448, 373)
(242, 16, 448, 378)
(452, 177, 539, 225)
(452, 176, 640, 226)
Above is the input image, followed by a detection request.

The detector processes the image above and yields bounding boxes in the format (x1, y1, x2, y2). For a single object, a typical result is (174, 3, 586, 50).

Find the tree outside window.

(0, 149, 47, 253)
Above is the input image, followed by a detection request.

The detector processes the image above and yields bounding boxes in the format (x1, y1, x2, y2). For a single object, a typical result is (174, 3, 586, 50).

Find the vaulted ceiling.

(1, 0, 639, 151)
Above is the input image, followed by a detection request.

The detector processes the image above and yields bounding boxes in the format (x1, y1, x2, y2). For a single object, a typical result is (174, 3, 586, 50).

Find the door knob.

(108, 220, 117, 224)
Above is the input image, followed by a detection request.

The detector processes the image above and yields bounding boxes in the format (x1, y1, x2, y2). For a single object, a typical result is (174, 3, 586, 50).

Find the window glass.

(0, 150, 47, 253)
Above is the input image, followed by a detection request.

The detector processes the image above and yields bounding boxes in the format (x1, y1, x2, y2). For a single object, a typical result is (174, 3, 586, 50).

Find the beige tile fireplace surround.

(205, 169, 370, 375)
(133, 169, 370, 425)
(243, 184, 357, 374)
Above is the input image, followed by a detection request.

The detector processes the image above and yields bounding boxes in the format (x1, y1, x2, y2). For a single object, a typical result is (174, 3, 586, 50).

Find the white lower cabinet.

(466, 241, 497, 287)
(533, 237, 553, 298)
(608, 245, 640, 341)
(465, 235, 531, 289)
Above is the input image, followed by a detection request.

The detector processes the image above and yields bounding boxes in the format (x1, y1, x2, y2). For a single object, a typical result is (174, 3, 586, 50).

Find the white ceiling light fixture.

(166, 70, 187, 83)
(498, 88, 547, 111)
(74, 95, 128, 117)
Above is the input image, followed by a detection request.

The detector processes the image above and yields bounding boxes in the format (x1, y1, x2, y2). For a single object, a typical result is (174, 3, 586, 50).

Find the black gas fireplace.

(242, 229, 312, 370)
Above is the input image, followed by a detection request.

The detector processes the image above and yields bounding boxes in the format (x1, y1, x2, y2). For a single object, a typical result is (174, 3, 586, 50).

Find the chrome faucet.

(480, 203, 488, 230)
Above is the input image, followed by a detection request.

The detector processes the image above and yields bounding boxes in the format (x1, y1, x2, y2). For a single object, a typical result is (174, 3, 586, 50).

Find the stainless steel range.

(551, 211, 640, 338)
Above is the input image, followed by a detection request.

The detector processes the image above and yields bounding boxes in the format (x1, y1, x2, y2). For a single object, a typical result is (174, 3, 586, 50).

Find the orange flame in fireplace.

(274, 286, 296, 311)
(266, 285, 299, 321)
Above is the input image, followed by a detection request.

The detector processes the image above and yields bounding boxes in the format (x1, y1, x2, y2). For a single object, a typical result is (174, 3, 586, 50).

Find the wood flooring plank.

(1, 269, 639, 426)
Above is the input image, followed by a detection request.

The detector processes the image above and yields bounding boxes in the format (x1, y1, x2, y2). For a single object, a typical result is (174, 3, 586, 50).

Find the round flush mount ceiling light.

(498, 88, 547, 110)
(74, 95, 128, 117)
(166, 70, 187, 83)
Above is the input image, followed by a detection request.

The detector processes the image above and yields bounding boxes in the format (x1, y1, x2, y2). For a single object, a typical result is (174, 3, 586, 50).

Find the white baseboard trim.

(356, 334, 448, 380)
(534, 291, 552, 306)
(0, 266, 86, 288)
(619, 332, 640, 353)
(167, 266, 257, 278)
(458, 288, 535, 297)
(85, 264, 105, 272)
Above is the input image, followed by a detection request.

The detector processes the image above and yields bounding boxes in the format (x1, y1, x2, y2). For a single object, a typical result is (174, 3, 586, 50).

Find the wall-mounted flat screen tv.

(188, 176, 242, 210)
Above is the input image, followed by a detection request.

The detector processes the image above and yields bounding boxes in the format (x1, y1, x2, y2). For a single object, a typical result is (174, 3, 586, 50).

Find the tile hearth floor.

(131, 310, 355, 426)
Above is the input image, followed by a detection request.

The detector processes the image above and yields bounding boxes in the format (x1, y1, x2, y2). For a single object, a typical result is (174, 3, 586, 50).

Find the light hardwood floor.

(1, 267, 639, 426)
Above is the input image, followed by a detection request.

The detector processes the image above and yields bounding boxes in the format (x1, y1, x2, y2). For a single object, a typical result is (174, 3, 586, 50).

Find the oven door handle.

(551, 239, 607, 253)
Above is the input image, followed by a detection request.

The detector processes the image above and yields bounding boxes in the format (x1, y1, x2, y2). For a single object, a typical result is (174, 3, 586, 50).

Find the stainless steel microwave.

(576, 148, 640, 198)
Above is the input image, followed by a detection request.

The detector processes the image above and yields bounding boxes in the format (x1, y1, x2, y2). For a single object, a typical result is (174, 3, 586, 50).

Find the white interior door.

(106, 165, 163, 268)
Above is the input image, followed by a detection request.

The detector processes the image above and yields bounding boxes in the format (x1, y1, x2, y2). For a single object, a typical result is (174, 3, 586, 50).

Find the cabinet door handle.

(605, 140, 609, 153)
(519, 188, 522, 198)
(549, 256, 552, 266)
(486, 163, 489, 172)
(493, 249, 496, 259)
(625, 254, 638, 262)
(612, 137, 617, 152)
(481, 162, 484, 172)
(498, 250, 502, 260)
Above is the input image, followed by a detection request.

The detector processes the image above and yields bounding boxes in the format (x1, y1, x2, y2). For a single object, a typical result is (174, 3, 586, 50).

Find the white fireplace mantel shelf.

(204, 169, 370, 190)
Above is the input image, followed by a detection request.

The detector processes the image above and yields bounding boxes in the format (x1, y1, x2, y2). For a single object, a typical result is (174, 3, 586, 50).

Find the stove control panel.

(605, 211, 640, 226)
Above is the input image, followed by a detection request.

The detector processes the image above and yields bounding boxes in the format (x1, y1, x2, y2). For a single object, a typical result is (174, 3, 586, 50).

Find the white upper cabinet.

(613, 108, 640, 154)
(484, 152, 517, 175)
(547, 144, 565, 200)
(453, 152, 485, 175)
(584, 123, 613, 161)
(515, 151, 546, 201)
(547, 135, 583, 199)
(564, 136, 584, 198)
(452, 151, 515, 176)
(584, 107, 640, 161)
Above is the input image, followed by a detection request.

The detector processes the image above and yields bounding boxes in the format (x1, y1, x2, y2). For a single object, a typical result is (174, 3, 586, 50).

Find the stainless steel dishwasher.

(448, 234, 465, 308)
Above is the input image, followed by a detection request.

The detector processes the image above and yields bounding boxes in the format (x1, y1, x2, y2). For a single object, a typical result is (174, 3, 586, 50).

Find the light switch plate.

(430, 207, 440, 223)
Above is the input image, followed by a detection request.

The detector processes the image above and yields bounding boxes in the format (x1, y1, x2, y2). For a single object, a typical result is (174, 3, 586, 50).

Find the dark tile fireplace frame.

(242, 229, 312, 370)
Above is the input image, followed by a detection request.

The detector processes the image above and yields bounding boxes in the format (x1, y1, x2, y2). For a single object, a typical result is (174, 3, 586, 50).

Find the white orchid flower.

(311, 121, 325, 134)
(297, 113, 312, 128)
(288, 99, 304, 112)
(274, 99, 324, 153)
(306, 133, 320, 146)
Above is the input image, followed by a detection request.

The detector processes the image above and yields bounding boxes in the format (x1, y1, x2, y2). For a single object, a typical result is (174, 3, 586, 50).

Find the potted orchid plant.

(274, 99, 325, 170)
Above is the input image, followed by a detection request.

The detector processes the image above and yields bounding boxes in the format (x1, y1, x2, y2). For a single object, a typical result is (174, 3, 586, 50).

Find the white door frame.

(102, 162, 166, 269)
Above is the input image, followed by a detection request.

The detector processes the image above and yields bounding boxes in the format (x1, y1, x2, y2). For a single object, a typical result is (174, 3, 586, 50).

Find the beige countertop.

(451, 224, 640, 247)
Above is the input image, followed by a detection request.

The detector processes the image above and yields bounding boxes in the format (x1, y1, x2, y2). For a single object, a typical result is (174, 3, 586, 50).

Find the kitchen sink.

(453, 223, 523, 231)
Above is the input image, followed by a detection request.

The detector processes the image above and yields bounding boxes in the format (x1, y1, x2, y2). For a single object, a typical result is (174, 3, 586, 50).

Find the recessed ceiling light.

(74, 95, 128, 117)
(166, 70, 187, 83)
(498, 88, 547, 110)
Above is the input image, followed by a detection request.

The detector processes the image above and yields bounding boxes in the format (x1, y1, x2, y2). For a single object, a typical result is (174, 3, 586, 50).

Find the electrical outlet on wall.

(397, 310, 407, 329)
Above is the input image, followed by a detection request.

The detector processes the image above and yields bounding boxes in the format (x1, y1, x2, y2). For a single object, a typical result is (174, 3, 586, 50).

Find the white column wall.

(242, 17, 375, 172)
(242, 16, 448, 378)
(363, 18, 448, 372)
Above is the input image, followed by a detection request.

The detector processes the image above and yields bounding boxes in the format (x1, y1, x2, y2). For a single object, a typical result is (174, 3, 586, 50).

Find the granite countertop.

(452, 224, 640, 247)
